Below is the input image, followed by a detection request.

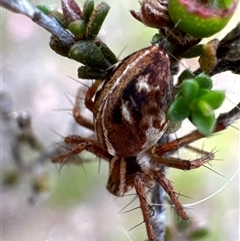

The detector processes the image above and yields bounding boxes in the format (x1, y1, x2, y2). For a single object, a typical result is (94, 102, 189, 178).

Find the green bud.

(197, 88, 211, 97)
(69, 20, 87, 39)
(198, 90, 225, 109)
(167, 96, 190, 122)
(197, 100, 214, 116)
(182, 79, 199, 102)
(69, 41, 106, 68)
(191, 110, 216, 136)
(195, 73, 213, 89)
(95, 40, 118, 66)
(83, 0, 94, 22)
(86, 2, 110, 40)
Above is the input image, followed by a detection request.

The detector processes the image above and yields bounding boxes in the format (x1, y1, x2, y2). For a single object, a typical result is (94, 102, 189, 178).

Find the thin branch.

(0, 0, 75, 48)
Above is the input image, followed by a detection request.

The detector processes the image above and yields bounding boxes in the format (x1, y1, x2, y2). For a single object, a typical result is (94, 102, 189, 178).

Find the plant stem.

(0, 0, 75, 48)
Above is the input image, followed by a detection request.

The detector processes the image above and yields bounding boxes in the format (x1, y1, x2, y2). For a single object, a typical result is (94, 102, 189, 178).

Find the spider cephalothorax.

(52, 41, 216, 241)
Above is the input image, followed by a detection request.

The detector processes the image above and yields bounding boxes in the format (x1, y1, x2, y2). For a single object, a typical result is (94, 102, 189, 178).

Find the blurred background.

(1, 1, 240, 241)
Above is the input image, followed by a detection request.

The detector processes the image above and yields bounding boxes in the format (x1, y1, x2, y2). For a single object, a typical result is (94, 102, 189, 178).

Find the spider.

(52, 41, 237, 241)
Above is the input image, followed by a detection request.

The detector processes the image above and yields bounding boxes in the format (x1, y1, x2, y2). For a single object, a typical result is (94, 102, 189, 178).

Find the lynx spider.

(52, 43, 218, 241)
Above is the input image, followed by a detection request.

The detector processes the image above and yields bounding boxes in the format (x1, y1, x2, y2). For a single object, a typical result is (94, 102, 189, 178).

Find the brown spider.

(52, 42, 238, 241)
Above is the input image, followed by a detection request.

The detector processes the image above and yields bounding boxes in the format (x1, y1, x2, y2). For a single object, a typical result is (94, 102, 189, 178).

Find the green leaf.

(83, 0, 94, 22)
(69, 19, 87, 39)
(197, 88, 211, 97)
(196, 100, 214, 116)
(95, 40, 118, 66)
(198, 91, 225, 109)
(191, 110, 216, 136)
(195, 73, 213, 89)
(167, 96, 190, 122)
(69, 41, 106, 68)
(86, 2, 110, 40)
(182, 79, 199, 102)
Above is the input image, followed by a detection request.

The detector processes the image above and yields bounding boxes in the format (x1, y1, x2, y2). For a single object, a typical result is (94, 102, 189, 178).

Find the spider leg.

(134, 172, 155, 241)
(73, 80, 101, 131)
(152, 169, 188, 220)
(152, 151, 215, 170)
(153, 130, 204, 156)
(73, 87, 94, 131)
(52, 135, 111, 163)
(85, 80, 101, 112)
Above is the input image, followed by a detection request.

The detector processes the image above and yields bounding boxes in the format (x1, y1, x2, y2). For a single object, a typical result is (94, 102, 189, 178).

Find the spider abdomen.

(94, 43, 173, 156)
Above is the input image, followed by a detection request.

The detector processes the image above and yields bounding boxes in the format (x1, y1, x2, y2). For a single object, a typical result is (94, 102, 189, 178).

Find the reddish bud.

(61, 0, 82, 23)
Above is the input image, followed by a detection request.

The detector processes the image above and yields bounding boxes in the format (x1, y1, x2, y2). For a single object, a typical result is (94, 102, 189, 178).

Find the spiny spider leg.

(134, 172, 155, 241)
(152, 169, 188, 220)
(152, 151, 215, 170)
(52, 136, 111, 163)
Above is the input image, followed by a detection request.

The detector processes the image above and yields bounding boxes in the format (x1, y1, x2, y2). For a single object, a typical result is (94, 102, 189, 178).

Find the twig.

(0, 0, 75, 48)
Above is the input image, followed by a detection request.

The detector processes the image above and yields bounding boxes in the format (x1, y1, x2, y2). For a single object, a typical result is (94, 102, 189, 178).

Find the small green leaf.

(196, 100, 214, 116)
(37, 5, 51, 15)
(69, 19, 87, 39)
(83, 0, 94, 22)
(182, 79, 199, 102)
(95, 40, 118, 66)
(197, 88, 211, 97)
(191, 110, 216, 136)
(86, 2, 110, 40)
(167, 96, 190, 122)
(69, 41, 106, 68)
(195, 73, 213, 89)
(198, 91, 225, 109)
